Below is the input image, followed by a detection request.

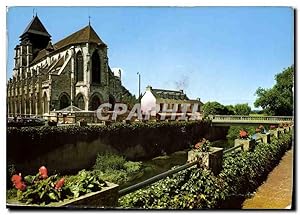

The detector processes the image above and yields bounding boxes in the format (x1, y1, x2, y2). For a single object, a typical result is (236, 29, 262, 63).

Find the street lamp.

(137, 72, 141, 103)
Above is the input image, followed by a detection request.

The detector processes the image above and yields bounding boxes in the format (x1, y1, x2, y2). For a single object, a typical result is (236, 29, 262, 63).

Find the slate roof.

(54, 25, 106, 50)
(151, 88, 189, 100)
(20, 15, 51, 39)
(30, 24, 106, 65)
(31, 49, 48, 64)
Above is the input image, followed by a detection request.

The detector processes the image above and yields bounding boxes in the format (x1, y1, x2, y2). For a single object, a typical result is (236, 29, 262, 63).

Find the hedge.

(118, 132, 293, 209)
(7, 121, 209, 164)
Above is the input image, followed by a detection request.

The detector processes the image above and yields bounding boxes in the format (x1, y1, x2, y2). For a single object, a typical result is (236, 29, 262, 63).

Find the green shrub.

(119, 166, 227, 209)
(95, 169, 128, 185)
(93, 152, 126, 172)
(92, 153, 142, 185)
(124, 161, 142, 174)
(220, 132, 292, 204)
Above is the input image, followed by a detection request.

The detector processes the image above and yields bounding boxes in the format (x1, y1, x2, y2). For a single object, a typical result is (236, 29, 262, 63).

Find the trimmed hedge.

(119, 132, 293, 209)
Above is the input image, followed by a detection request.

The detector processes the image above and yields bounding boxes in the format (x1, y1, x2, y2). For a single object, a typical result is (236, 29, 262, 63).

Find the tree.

(203, 101, 229, 116)
(225, 105, 235, 115)
(234, 103, 251, 115)
(254, 66, 294, 116)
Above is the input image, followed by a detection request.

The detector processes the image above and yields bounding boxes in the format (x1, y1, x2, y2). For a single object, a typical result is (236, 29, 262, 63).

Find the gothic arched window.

(90, 95, 101, 111)
(91, 51, 101, 84)
(75, 94, 85, 110)
(76, 51, 84, 82)
(59, 93, 70, 109)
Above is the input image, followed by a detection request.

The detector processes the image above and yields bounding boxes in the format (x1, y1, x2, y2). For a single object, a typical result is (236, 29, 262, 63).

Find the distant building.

(141, 85, 203, 117)
(7, 15, 134, 117)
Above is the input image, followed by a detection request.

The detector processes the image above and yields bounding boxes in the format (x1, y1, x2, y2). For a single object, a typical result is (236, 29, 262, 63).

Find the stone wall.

(51, 60, 72, 110)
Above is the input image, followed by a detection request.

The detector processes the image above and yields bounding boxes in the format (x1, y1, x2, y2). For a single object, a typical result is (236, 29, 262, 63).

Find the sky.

(6, 6, 294, 109)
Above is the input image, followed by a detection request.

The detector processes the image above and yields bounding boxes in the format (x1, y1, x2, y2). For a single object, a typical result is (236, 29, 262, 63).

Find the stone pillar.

(24, 97, 27, 116)
(269, 129, 279, 138)
(19, 46, 23, 76)
(19, 97, 22, 115)
(277, 128, 285, 135)
(70, 47, 75, 110)
(85, 43, 90, 85)
(257, 133, 271, 144)
(14, 100, 17, 116)
(47, 100, 50, 114)
(188, 147, 224, 175)
(35, 93, 38, 116)
(85, 97, 89, 111)
(29, 97, 32, 115)
(234, 139, 256, 151)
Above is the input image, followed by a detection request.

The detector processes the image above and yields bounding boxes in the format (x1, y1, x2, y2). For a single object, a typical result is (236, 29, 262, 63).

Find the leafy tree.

(225, 105, 235, 115)
(203, 101, 229, 116)
(254, 66, 294, 116)
(234, 103, 251, 115)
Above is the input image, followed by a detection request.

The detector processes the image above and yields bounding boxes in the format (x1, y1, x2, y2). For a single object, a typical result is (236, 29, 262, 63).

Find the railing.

(223, 144, 243, 154)
(117, 128, 291, 200)
(118, 160, 199, 197)
(210, 115, 293, 124)
(119, 144, 245, 197)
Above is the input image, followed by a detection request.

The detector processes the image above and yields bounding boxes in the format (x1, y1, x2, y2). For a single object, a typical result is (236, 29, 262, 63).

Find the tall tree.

(254, 66, 294, 116)
(234, 103, 251, 115)
(203, 101, 229, 116)
(225, 105, 235, 115)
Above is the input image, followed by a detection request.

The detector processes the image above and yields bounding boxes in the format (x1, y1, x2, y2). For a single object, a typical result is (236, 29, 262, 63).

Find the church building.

(7, 15, 135, 117)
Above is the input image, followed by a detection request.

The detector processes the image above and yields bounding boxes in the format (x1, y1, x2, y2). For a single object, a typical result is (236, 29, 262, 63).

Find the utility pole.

(137, 72, 141, 103)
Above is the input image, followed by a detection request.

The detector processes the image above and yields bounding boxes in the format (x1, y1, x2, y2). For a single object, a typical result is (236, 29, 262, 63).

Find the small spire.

(88, 16, 91, 26)
(33, 8, 37, 17)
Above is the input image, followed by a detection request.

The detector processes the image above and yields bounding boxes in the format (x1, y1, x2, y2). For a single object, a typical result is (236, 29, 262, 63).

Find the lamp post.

(137, 72, 141, 103)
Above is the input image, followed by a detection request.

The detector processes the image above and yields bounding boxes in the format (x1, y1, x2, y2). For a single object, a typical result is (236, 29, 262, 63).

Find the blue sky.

(6, 6, 294, 109)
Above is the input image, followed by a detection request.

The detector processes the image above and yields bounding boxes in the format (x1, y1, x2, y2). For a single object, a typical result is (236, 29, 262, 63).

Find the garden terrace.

(118, 127, 293, 209)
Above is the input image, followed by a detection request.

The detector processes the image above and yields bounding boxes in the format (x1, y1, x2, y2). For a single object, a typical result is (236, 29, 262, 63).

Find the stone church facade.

(7, 15, 135, 117)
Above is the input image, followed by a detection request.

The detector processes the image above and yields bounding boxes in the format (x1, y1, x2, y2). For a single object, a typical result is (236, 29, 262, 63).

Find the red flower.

(239, 130, 248, 138)
(11, 174, 22, 184)
(194, 143, 202, 149)
(11, 173, 26, 191)
(39, 166, 48, 179)
(55, 178, 65, 190)
(15, 182, 26, 191)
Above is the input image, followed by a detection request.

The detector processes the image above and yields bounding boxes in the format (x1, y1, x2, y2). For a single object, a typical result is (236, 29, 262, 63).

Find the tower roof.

(20, 15, 51, 39)
(54, 25, 106, 49)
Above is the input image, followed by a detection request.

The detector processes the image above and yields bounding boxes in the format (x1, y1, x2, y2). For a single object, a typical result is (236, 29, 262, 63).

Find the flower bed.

(7, 168, 119, 208)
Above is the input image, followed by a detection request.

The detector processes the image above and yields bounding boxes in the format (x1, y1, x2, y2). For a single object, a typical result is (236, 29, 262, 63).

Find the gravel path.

(242, 148, 294, 209)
